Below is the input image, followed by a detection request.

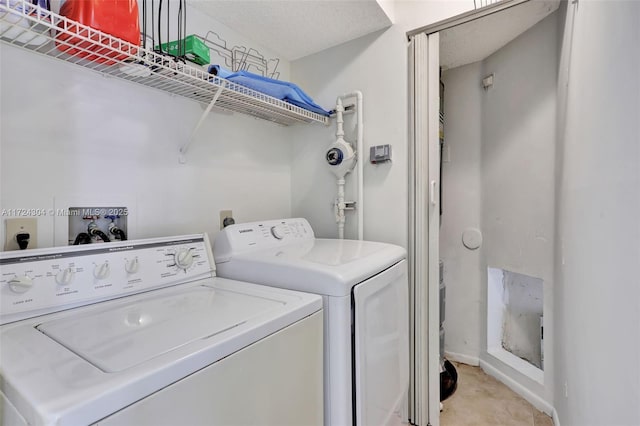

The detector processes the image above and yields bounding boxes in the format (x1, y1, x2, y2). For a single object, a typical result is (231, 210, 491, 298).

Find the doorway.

(407, 1, 560, 425)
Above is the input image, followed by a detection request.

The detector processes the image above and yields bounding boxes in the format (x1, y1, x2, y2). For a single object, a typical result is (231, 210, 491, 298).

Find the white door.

(408, 31, 441, 426)
(353, 260, 409, 426)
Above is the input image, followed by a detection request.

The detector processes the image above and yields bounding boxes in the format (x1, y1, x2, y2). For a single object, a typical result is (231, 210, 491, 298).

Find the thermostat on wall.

(370, 144, 392, 164)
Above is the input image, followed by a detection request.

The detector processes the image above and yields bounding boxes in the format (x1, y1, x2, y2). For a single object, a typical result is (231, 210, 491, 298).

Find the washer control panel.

(0, 234, 213, 324)
(214, 218, 315, 262)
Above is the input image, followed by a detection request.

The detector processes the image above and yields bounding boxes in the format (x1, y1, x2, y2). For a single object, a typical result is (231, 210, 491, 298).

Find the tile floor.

(440, 361, 553, 426)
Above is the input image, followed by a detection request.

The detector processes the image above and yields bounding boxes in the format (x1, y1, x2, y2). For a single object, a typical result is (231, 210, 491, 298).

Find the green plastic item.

(155, 35, 210, 65)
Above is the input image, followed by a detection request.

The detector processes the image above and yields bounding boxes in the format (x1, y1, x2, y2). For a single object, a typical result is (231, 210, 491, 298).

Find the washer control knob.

(55, 268, 75, 286)
(270, 225, 285, 240)
(94, 262, 111, 280)
(8, 275, 33, 294)
(174, 248, 194, 270)
(125, 258, 139, 274)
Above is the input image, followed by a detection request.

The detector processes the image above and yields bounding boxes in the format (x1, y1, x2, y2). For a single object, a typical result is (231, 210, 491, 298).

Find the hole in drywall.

(487, 267, 544, 383)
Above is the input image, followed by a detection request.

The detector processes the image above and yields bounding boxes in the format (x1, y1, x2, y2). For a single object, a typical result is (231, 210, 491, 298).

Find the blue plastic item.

(208, 64, 234, 79)
(208, 65, 330, 116)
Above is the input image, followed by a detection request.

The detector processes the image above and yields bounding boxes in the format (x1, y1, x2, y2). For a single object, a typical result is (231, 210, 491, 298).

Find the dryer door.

(353, 259, 410, 426)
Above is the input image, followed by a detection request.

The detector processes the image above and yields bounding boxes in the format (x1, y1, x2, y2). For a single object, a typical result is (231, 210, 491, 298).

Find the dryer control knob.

(270, 225, 285, 240)
(55, 268, 75, 286)
(125, 258, 139, 274)
(94, 262, 111, 280)
(8, 275, 33, 294)
(174, 248, 194, 270)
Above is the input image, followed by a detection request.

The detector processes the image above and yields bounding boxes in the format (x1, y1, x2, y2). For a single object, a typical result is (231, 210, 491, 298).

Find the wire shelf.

(0, 1, 329, 127)
(473, 0, 504, 9)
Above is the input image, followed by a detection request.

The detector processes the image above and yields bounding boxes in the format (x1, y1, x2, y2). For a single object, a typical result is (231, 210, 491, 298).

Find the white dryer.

(214, 218, 410, 426)
(0, 234, 323, 426)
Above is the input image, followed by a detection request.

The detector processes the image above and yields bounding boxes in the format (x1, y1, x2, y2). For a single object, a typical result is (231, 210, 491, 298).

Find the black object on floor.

(440, 359, 458, 401)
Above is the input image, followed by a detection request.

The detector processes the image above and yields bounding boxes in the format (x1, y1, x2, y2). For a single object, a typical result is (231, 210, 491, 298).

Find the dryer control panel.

(0, 234, 214, 324)
(214, 218, 315, 262)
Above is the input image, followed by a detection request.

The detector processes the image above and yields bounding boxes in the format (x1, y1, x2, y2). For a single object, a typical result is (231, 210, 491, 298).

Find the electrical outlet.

(4, 218, 38, 251)
(219, 210, 233, 230)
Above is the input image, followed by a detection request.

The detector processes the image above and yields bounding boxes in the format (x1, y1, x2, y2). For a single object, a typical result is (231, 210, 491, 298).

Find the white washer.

(0, 234, 323, 426)
(214, 218, 410, 426)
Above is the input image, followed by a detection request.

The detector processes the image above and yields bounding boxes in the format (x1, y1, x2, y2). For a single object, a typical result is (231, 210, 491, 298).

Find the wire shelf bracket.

(178, 81, 226, 163)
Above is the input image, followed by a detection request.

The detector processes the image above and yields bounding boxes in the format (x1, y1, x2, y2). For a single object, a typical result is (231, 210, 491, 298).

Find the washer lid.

(37, 285, 283, 372)
(1, 278, 321, 426)
(216, 239, 406, 296)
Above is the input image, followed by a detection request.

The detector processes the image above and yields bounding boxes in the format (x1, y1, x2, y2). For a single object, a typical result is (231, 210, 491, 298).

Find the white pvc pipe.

(337, 91, 364, 240)
(336, 98, 345, 138)
(337, 178, 346, 239)
(334, 99, 346, 239)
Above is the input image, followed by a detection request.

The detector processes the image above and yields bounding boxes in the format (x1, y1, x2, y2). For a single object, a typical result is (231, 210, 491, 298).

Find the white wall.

(289, 1, 474, 246)
(289, 26, 408, 246)
(554, 1, 640, 425)
(440, 61, 484, 361)
(479, 10, 557, 404)
(0, 6, 294, 249)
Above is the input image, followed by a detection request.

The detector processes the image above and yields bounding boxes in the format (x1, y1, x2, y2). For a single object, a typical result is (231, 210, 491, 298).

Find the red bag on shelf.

(55, 0, 139, 65)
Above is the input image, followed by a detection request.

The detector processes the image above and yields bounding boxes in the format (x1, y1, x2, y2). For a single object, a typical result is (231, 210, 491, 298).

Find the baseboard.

(487, 347, 543, 384)
(479, 359, 554, 415)
(552, 408, 561, 426)
(444, 351, 479, 366)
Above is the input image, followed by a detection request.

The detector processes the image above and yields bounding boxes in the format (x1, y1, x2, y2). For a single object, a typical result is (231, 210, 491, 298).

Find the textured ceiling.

(439, 0, 560, 70)
(189, 0, 393, 61)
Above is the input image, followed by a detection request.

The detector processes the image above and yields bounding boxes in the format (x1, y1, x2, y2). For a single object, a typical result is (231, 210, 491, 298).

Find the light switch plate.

(4, 218, 38, 251)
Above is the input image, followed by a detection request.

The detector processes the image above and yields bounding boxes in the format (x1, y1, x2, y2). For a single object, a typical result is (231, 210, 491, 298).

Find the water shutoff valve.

(326, 137, 356, 179)
(326, 148, 343, 166)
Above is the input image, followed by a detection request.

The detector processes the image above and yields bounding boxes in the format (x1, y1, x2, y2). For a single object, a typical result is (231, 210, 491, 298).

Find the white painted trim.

(552, 407, 561, 426)
(479, 359, 553, 416)
(407, 35, 417, 424)
(407, 0, 532, 39)
(444, 351, 480, 366)
(487, 347, 544, 384)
